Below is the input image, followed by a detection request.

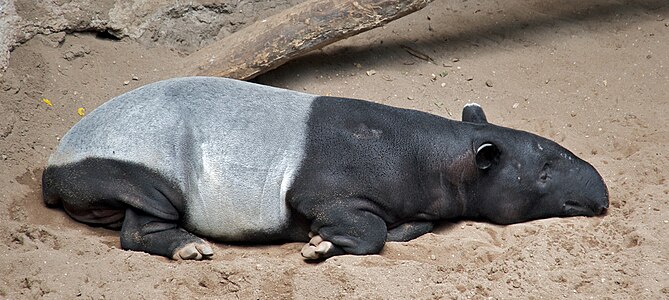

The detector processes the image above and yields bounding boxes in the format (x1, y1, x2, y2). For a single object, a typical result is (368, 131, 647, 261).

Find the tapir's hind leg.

(42, 158, 213, 260)
(121, 208, 213, 260)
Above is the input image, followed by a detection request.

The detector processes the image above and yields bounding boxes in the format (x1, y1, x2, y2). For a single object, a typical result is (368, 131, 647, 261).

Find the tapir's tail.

(42, 167, 62, 207)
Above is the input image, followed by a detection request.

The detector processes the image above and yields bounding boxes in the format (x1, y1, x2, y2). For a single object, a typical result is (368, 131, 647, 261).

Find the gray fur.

(49, 77, 315, 240)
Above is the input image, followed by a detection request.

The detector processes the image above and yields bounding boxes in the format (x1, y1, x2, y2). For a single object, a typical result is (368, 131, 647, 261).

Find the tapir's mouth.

(563, 200, 596, 217)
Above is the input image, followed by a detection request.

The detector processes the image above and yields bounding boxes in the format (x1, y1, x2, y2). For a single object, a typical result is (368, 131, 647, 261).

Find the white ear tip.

(464, 103, 481, 108)
(477, 143, 493, 152)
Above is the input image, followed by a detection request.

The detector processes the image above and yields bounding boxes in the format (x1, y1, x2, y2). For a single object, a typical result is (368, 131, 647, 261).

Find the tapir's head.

(461, 104, 609, 224)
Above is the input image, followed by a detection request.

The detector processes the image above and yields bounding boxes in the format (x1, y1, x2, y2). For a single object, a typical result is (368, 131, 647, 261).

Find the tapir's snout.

(588, 170, 609, 216)
(593, 191, 610, 216)
(562, 166, 609, 217)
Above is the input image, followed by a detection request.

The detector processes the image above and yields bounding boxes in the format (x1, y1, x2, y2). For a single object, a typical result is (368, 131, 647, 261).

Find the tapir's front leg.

(386, 221, 434, 242)
(299, 201, 388, 260)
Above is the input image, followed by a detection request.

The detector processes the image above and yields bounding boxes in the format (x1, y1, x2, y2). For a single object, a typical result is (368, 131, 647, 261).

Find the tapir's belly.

(182, 137, 305, 241)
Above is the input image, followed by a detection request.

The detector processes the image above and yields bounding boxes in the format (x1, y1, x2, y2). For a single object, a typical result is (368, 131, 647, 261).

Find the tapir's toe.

(300, 235, 333, 260)
(172, 242, 214, 260)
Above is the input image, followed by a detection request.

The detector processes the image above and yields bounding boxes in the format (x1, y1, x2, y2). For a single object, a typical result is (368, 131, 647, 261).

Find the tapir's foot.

(298, 208, 387, 260)
(172, 241, 214, 260)
(121, 208, 214, 260)
(300, 234, 334, 260)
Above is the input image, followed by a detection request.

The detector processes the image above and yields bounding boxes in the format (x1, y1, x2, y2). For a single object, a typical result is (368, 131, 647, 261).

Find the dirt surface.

(1, 0, 668, 298)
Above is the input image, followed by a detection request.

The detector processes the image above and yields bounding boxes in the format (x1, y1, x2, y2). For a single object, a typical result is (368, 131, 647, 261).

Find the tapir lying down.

(43, 77, 609, 260)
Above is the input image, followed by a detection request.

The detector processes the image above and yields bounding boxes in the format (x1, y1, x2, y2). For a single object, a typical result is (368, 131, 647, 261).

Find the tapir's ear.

(475, 142, 500, 170)
(462, 103, 488, 124)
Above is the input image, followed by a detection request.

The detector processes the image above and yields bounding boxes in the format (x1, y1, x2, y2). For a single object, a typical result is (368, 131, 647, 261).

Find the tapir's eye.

(540, 172, 548, 181)
(539, 163, 551, 183)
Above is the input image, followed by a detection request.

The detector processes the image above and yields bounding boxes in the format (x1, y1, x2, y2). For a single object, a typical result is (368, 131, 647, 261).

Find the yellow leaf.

(42, 98, 53, 107)
(77, 107, 85, 116)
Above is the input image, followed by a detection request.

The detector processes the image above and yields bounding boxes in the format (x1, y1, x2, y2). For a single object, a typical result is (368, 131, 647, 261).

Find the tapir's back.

(47, 77, 315, 240)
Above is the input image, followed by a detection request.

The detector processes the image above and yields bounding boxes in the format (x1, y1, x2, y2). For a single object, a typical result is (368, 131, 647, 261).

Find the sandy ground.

(1, 0, 668, 298)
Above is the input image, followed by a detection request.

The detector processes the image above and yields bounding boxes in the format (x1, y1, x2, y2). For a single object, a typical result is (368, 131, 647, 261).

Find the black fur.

(288, 96, 608, 259)
(289, 97, 478, 258)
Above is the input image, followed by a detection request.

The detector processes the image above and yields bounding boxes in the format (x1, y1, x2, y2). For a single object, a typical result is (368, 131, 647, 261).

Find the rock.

(63, 45, 91, 61)
(38, 32, 67, 48)
(0, 0, 305, 70)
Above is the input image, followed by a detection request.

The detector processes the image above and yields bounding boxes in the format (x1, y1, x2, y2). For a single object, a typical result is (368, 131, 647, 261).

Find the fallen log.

(182, 0, 434, 80)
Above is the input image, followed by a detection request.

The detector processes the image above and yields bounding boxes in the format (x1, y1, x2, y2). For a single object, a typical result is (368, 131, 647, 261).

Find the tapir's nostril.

(597, 207, 608, 216)
(592, 197, 609, 215)
(599, 197, 609, 214)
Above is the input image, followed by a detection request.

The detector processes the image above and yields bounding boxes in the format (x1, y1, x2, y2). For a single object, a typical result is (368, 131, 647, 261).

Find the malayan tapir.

(42, 77, 609, 260)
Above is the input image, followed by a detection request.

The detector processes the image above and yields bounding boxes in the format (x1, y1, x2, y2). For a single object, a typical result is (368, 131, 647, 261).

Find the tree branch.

(181, 0, 434, 80)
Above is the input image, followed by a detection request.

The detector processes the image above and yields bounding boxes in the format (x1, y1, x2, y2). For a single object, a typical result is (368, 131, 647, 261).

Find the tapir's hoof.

(301, 234, 333, 260)
(172, 242, 214, 260)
